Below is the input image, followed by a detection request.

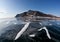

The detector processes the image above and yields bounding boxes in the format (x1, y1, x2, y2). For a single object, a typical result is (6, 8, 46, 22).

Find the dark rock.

(15, 10, 56, 18)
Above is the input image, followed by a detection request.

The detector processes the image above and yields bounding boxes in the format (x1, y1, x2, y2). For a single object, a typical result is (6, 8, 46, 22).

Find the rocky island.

(15, 10, 59, 22)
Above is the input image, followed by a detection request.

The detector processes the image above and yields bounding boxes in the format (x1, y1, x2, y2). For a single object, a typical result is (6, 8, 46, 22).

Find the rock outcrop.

(15, 10, 56, 21)
(15, 10, 56, 17)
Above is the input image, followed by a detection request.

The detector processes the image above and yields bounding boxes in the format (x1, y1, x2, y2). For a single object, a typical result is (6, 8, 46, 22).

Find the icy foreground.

(0, 18, 60, 42)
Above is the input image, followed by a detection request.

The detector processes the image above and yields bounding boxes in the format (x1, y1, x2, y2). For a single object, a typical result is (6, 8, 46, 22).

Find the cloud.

(0, 9, 8, 15)
(0, 9, 8, 18)
(0, 12, 5, 14)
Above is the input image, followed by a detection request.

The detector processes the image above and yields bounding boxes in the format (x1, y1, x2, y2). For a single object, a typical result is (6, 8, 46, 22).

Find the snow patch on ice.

(29, 34, 35, 37)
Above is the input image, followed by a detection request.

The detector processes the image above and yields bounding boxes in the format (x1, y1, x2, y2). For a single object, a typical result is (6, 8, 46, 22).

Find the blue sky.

(0, 0, 60, 18)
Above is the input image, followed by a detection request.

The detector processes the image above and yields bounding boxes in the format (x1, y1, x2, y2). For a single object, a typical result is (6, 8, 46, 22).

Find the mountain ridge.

(15, 10, 56, 17)
(15, 10, 60, 20)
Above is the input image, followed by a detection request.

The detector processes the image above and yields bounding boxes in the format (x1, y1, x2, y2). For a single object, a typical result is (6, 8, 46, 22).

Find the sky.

(0, 0, 60, 18)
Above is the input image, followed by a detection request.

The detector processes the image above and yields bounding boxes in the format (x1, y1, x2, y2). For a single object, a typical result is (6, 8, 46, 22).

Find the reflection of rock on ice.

(49, 23, 52, 26)
(39, 23, 42, 26)
(6, 21, 10, 24)
(57, 22, 60, 25)
(13, 22, 17, 24)
(38, 27, 51, 39)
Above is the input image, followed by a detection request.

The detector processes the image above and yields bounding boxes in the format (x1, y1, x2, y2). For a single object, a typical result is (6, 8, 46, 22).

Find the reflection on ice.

(13, 22, 17, 25)
(0, 17, 60, 41)
(39, 23, 42, 26)
(0, 18, 26, 36)
(49, 23, 52, 26)
(6, 21, 10, 24)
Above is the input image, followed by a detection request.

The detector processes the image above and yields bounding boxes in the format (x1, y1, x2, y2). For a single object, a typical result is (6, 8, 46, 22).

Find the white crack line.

(14, 22, 30, 40)
(29, 34, 36, 37)
(38, 27, 51, 39)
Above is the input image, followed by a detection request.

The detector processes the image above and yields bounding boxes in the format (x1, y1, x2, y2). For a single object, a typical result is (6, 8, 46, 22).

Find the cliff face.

(15, 10, 56, 18)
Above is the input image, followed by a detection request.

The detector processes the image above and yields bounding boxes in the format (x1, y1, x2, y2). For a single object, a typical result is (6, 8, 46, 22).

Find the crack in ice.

(38, 27, 51, 39)
(29, 34, 35, 37)
(14, 22, 30, 40)
(14, 22, 51, 40)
